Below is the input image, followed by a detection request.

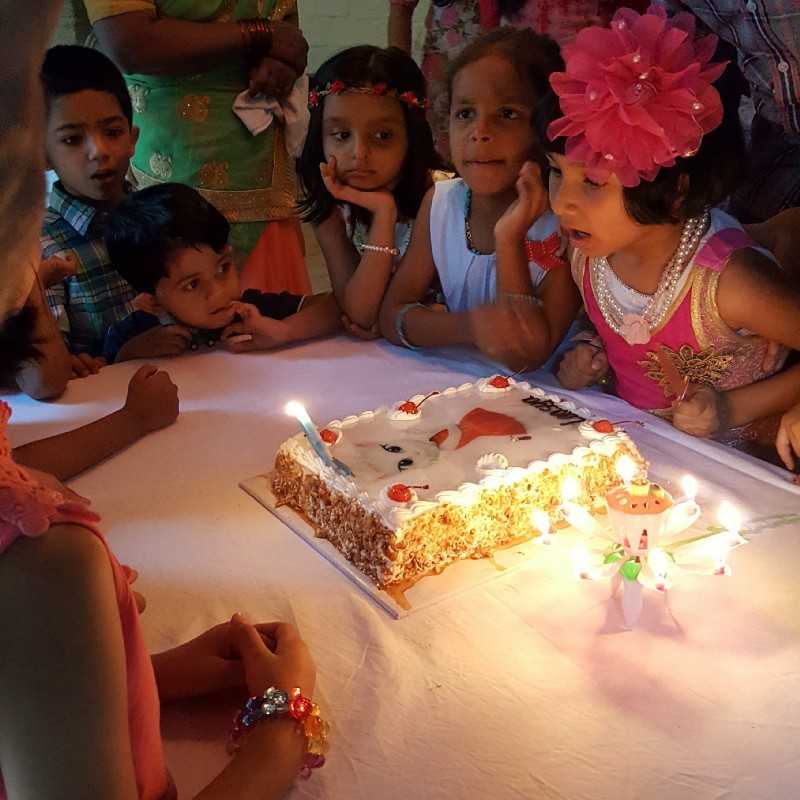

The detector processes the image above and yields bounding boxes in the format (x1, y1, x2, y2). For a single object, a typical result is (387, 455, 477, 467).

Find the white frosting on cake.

(277, 379, 631, 530)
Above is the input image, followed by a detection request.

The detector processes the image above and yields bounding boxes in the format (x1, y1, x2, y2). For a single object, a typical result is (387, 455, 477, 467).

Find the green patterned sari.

(126, 0, 299, 258)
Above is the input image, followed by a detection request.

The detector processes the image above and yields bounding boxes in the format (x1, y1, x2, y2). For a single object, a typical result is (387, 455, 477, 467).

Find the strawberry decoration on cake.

(479, 375, 513, 394)
(578, 418, 618, 439)
(389, 391, 439, 421)
(382, 482, 430, 506)
(319, 428, 341, 446)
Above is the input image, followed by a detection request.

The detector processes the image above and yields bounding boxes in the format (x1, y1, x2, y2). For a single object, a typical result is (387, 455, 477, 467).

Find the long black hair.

(297, 46, 439, 226)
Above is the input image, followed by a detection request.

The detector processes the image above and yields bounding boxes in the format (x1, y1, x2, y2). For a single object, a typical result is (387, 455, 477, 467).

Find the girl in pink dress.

(539, 6, 800, 455)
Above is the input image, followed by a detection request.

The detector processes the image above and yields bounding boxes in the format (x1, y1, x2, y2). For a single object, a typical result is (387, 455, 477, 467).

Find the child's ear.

(132, 292, 161, 316)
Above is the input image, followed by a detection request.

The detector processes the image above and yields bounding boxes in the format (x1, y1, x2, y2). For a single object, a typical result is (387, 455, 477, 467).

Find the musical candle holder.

(562, 458, 746, 628)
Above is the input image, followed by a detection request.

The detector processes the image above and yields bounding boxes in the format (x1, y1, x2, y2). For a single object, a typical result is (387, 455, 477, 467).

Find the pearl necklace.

(589, 210, 710, 345)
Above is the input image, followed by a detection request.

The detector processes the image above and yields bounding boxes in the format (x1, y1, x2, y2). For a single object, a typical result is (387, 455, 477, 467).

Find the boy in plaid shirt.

(40, 45, 139, 375)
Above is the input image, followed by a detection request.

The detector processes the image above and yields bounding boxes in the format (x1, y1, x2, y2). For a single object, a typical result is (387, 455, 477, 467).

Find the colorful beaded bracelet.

(228, 686, 329, 779)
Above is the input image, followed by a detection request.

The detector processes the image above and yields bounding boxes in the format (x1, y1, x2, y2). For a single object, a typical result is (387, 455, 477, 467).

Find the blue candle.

(285, 401, 353, 477)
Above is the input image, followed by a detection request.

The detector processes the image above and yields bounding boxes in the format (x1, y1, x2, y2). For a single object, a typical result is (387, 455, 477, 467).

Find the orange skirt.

(240, 218, 312, 295)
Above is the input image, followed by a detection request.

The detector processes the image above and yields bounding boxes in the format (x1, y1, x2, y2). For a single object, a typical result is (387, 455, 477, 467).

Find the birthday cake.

(272, 377, 645, 590)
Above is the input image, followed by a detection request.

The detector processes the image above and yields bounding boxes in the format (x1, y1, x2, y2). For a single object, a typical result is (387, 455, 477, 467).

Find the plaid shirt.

(43, 182, 137, 356)
(664, 0, 800, 135)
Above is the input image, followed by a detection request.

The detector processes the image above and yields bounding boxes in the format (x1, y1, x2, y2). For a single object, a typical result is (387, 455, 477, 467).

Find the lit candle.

(285, 401, 339, 472)
(560, 475, 600, 535)
(648, 547, 670, 592)
(673, 474, 699, 504)
(531, 509, 551, 545)
(717, 501, 745, 548)
(615, 454, 638, 487)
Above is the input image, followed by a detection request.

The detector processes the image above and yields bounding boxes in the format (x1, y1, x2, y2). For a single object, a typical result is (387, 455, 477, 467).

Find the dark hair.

(41, 45, 133, 126)
(0, 304, 41, 385)
(536, 71, 747, 224)
(105, 184, 229, 294)
(297, 45, 439, 225)
(447, 27, 564, 117)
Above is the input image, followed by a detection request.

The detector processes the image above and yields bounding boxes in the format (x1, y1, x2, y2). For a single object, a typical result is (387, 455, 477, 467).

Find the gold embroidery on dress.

(148, 153, 173, 180)
(179, 95, 210, 123)
(639, 343, 734, 393)
(270, 0, 297, 21)
(129, 85, 149, 114)
(198, 161, 231, 190)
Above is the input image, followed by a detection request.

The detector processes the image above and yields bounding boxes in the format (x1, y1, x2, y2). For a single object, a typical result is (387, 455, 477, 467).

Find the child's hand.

(70, 353, 106, 379)
(776, 402, 800, 471)
(122, 364, 179, 435)
(39, 253, 77, 288)
(341, 313, 380, 340)
(672, 384, 725, 437)
(117, 324, 192, 361)
(557, 343, 609, 390)
(494, 161, 549, 242)
(229, 613, 317, 699)
(222, 305, 291, 352)
(320, 156, 397, 217)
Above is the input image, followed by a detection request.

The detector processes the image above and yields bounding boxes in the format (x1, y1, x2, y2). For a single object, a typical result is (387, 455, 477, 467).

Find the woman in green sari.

(86, 0, 311, 293)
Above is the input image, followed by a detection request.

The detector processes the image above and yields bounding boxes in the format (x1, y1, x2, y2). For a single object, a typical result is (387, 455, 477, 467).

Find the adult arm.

(387, 1, 417, 53)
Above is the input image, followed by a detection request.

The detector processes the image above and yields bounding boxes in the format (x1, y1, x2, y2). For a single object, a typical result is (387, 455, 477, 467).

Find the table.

(6, 338, 800, 800)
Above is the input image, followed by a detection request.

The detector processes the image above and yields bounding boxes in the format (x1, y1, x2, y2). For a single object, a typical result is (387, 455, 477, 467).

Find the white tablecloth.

(6, 338, 800, 800)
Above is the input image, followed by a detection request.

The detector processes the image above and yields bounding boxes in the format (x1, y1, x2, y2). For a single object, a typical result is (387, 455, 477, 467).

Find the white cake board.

(240, 473, 548, 619)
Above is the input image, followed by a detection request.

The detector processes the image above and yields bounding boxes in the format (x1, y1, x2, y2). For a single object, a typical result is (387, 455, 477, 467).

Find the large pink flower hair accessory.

(547, 4, 727, 187)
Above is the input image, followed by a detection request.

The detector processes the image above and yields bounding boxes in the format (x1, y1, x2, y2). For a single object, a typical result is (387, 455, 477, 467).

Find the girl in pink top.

(537, 5, 800, 456)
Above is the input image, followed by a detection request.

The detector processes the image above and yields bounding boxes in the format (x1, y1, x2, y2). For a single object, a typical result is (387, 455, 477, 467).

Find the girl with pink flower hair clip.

(545, 4, 800, 468)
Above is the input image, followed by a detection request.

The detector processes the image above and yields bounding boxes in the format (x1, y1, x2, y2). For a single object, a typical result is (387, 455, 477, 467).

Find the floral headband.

(547, 4, 727, 187)
(308, 80, 429, 110)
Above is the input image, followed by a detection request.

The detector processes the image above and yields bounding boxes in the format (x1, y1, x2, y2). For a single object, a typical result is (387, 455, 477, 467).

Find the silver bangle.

(500, 292, 543, 306)
(356, 242, 400, 257)
(395, 302, 425, 349)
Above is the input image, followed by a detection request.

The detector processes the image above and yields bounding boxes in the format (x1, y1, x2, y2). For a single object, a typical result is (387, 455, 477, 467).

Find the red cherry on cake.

(592, 419, 615, 434)
(397, 401, 419, 415)
(319, 428, 338, 444)
(388, 483, 413, 503)
(489, 375, 510, 389)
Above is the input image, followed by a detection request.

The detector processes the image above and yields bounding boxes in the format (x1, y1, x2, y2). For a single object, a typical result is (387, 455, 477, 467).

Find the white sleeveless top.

(429, 178, 562, 313)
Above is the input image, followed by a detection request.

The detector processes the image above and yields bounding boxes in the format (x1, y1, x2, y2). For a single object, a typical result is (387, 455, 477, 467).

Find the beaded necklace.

(589, 210, 710, 345)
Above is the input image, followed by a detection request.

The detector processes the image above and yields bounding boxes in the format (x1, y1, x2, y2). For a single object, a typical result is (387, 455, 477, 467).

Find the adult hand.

(117, 324, 192, 361)
(556, 342, 609, 390)
(494, 161, 549, 243)
(776, 402, 800, 471)
(70, 353, 106, 379)
(468, 299, 546, 372)
(320, 156, 398, 217)
(672, 384, 725, 437)
(249, 56, 298, 99)
(122, 364, 179, 434)
(267, 20, 309, 75)
(39, 253, 77, 288)
(229, 613, 316, 699)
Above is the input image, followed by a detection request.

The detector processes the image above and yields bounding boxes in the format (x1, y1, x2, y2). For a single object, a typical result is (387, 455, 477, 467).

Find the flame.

(680, 474, 698, 500)
(531, 509, 550, 537)
(648, 547, 669, 578)
(615, 455, 638, 485)
(571, 545, 593, 580)
(717, 501, 741, 534)
(561, 475, 580, 504)
(285, 400, 306, 418)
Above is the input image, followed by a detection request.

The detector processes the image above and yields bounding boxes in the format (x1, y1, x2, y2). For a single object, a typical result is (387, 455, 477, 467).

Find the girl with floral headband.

(545, 5, 800, 460)
(380, 28, 582, 372)
(297, 46, 440, 338)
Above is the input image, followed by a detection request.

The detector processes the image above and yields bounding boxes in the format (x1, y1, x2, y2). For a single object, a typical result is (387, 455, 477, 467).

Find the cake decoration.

(430, 407, 526, 450)
(522, 396, 583, 422)
(479, 375, 513, 393)
(319, 428, 342, 446)
(390, 391, 440, 420)
(476, 453, 510, 474)
(383, 482, 430, 505)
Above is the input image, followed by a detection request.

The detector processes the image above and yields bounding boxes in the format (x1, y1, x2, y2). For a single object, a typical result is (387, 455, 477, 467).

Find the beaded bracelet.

(356, 242, 400, 257)
(228, 687, 329, 779)
(395, 302, 426, 350)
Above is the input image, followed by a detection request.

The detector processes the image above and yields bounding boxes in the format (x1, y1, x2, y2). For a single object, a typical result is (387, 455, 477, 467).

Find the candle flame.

(648, 547, 669, 578)
(531, 509, 550, 537)
(680, 474, 698, 500)
(561, 475, 580, 504)
(717, 501, 741, 534)
(615, 455, 638, 485)
(285, 401, 306, 418)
